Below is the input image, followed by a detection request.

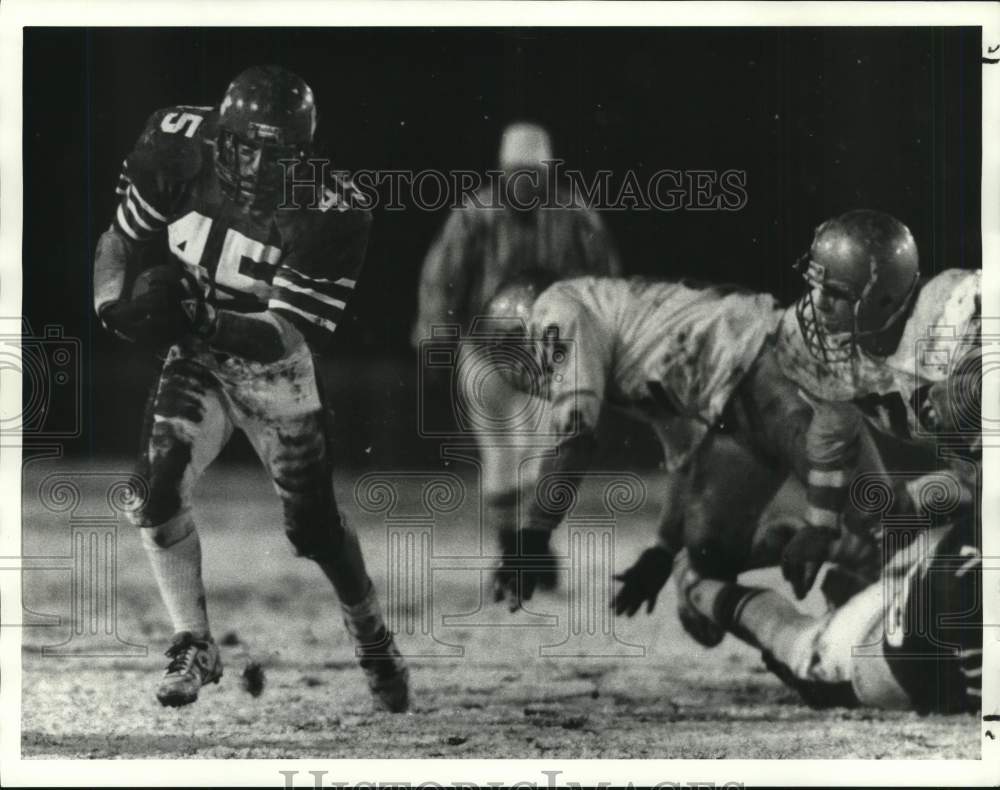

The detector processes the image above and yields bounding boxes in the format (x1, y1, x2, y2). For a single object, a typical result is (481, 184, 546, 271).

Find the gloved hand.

(98, 289, 192, 348)
(781, 524, 839, 600)
(611, 545, 674, 617)
(492, 527, 556, 612)
(180, 295, 218, 339)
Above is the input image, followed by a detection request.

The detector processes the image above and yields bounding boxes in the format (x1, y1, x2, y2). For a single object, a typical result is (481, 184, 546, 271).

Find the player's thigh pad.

(681, 435, 786, 578)
(252, 410, 337, 556)
(133, 353, 232, 527)
(227, 352, 335, 556)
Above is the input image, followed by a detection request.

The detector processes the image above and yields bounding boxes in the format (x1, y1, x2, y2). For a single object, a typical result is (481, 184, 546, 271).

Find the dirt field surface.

(19, 460, 980, 760)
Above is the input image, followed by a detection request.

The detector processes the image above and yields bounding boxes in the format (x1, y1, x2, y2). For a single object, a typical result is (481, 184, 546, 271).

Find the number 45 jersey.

(112, 104, 371, 349)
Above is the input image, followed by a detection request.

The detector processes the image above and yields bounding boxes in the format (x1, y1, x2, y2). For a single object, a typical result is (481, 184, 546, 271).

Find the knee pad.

(131, 419, 192, 528)
(271, 430, 327, 494)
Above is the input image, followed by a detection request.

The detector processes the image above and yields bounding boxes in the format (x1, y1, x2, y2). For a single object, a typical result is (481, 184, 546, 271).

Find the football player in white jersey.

(483, 271, 875, 642)
(672, 210, 982, 712)
(773, 209, 981, 599)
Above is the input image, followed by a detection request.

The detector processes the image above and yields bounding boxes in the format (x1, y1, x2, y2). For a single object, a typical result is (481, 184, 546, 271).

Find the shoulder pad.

(314, 174, 375, 216)
(887, 268, 980, 376)
(533, 280, 588, 328)
(276, 193, 372, 279)
(907, 269, 980, 337)
(127, 105, 218, 183)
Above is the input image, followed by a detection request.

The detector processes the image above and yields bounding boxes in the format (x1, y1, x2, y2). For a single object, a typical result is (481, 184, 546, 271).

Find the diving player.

(93, 66, 409, 710)
(483, 271, 841, 640)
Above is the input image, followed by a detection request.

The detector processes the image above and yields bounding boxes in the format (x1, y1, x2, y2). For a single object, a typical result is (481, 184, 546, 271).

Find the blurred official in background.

(412, 122, 621, 543)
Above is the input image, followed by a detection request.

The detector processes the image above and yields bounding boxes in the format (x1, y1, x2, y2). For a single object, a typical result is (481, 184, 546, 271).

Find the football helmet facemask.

(794, 209, 919, 363)
(215, 65, 317, 207)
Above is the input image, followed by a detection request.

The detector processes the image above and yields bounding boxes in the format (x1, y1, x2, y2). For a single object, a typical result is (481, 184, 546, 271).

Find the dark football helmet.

(794, 210, 920, 362)
(215, 65, 316, 206)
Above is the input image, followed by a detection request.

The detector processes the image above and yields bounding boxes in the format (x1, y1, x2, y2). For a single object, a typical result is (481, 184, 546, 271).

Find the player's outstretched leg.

(675, 434, 788, 646)
(260, 410, 410, 713)
(132, 356, 232, 707)
(682, 572, 861, 708)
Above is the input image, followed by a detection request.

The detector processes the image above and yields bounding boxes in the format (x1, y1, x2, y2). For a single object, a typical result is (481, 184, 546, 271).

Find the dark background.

(22, 27, 981, 465)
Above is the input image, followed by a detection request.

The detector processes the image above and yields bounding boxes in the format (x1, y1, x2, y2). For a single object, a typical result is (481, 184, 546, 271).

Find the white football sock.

(141, 523, 210, 638)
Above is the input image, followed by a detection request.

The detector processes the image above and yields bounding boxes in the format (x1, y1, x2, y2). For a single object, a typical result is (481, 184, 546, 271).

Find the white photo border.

(0, 1, 997, 787)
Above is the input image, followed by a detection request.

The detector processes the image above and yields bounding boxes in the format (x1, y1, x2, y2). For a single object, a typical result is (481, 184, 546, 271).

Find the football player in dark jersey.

(93, 66, 409, 710)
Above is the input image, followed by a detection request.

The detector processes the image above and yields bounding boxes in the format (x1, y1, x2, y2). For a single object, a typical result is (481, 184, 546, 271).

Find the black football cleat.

(155, 631, 223, 708)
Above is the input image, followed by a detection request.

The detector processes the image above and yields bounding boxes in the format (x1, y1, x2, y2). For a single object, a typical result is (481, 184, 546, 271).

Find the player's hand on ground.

(492, 527, 556, 612)
(612, 545, 674, 617)
(781, 524, 839, 600)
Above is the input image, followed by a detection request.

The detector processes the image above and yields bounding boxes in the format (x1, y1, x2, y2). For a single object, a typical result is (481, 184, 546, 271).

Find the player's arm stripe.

(808, 469, 848, 487)
(115, 160, 131, 194)
(269, 299, 338, 333)
(128, 184, 169, 223)
(276, 266, 356, 301)
(960, 665, 982, 678)
(271, 286, 345, 325)
(115, 197, 160, 241)
(958, 647, 982, 659)
(280, 264, 356, 288)
(272, 276, 347, 309)
(115, 204, 142, 241)
(124, 192, 158, 232)
(806, 505, 839, 529)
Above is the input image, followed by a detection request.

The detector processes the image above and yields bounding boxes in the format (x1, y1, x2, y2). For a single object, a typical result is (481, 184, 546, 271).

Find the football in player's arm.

(93, 66, 409, 711)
